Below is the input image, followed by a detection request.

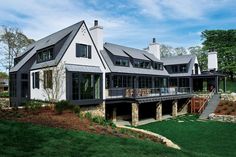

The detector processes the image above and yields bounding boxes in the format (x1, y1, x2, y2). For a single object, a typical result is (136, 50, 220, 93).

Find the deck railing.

(105, 87, 191, 99)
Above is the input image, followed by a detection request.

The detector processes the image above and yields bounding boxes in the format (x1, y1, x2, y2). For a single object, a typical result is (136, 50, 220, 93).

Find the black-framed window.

(114, 58, 129, 67)
(153, 62, 163, 70)
(72, 73, 101, 100)
(44, 70, 52, 89)
(76, 43, 91, 58)
(138, 76, 152, 88)
(180, 64, 187, 73)
(133, 60, 150, 69)
(37, 47, 53, 63)
(32, 72, 40, 89)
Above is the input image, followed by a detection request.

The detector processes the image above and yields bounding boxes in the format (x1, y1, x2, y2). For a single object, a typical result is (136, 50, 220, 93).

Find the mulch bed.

(0, 108, 161, 143)
(214, 100, 236, 116)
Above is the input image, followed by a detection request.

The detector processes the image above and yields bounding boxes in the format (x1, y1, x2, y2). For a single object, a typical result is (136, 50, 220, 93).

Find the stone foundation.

(172, 100, 178, 117)
(0, 98, 10, 109)
(221, 93, 236, 102)
(209, 113, 236, 123)
(156, 102, 162, 121)
(80, 101, 105, 118)
(132, 103, 139, 126)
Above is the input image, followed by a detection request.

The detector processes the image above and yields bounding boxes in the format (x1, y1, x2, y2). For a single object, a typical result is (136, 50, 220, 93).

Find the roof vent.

(94, 20, 98, 26)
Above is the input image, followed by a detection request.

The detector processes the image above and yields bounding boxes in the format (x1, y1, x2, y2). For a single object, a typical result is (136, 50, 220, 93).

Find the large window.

(32, 72, 40, 89)
(112, 75, 132, 88)
(44, 70, 52, 89)
(133, 60, 150, 69)
(72, 73, 101, 100)
(114, 58, 129, 67)
(21, 73, 28, 98)
(76, 43, 91, 58)
(180, 64, 187, 73)
(138, 76, 152, 88)
(37, 47, 53, 63)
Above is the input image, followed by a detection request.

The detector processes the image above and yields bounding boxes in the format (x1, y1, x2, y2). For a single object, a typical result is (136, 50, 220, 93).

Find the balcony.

(105, 87, 192, 99)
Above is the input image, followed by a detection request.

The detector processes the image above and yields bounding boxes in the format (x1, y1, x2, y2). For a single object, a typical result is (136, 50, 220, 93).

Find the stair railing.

(197, 88, 216, 113)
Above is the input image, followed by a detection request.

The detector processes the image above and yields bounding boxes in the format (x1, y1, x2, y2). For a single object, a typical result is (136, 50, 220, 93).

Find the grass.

(0, 120, 195, 157)
(138, 114, 236, 157)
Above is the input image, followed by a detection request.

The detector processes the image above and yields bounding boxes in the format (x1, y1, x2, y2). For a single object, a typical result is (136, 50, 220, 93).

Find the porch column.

(99, 101, 106, 118)
(132, 102, 139, 126)
(189, 78, 193, 93)
(215, 76, 219, 93)
(112, 107, 117, 123)
(152, 76, 155, 88)
(172, 100, 178, 117)
(156, 102, 162, 121)
(224, 77, 227, 92)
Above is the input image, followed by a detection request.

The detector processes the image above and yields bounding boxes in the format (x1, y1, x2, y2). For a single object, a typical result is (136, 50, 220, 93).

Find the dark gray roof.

(101, 48, 169, 76)
(11, 21, 84, 72)
(161, 55, 196, 77)
(104, 43, 151, 61)
(65, 64, 102, 73)
(161, 55, 194, 66)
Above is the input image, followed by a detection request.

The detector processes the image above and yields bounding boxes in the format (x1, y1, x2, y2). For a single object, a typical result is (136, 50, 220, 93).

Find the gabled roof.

(161, 55, 194, 66)
(10, 21, 84, 72)
(101, 48, 169, 76)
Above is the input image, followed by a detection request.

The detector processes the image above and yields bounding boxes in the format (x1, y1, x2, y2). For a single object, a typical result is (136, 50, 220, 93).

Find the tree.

(0, 72, 8, 79)
(40, 63, 65, 104)
(174, 47, 188, 56)
(201, 29, 236, 80)
(160, 44, 174, 57)
(0, 26, 34, 72)
(188, 46, 207, 71)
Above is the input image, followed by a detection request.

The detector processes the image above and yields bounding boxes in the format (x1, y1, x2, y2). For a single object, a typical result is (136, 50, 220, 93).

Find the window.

(37, 47, 53, 63)
(76, 43, 91, 58)
(32, 72, 40, 89)
(72, 73, 101, 100)
(44, 70, 52, 89)
(114, 58, 129, 66)
(138, 77, 152, 88)
(153, 62, 163, 70)
(133, 60, 150, 69)
(21, 73, 28, 80)
(171, 66, 178, 73)
(180, 64, 187, 73)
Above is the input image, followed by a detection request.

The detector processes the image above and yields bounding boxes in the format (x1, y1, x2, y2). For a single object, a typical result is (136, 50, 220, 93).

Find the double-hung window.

(76, 43, 91, 59)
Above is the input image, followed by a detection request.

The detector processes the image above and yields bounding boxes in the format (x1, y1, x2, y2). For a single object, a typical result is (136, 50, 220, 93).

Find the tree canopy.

(0, 26, 34, 72)
(202, 29, 236, 78)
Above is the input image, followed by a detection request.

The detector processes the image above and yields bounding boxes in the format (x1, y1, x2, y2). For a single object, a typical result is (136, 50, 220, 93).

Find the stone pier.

(112, 107, 117, 122)
(172, 100, 178, 117)
(132, 102, 139, 126)
(156, 102, 162, 121)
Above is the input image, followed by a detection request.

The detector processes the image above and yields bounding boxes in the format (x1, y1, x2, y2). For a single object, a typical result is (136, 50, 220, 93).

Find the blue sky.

(0, 0, 236, 54)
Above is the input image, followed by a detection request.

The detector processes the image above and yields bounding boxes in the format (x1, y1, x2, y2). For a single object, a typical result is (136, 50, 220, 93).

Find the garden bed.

(214, 100, 236, 116)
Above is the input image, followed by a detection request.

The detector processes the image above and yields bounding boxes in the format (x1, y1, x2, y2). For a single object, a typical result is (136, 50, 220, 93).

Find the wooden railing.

(191, 89, 215, 114)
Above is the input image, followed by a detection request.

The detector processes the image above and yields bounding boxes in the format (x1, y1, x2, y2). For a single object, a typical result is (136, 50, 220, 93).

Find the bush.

(73, 106, 81, 115)
(0, 92, 9, 98)
(25, 100, 43, 113)
(84, 112, 92, 120)
(91, 116, 116, 128)
(55, 100, 71, 114)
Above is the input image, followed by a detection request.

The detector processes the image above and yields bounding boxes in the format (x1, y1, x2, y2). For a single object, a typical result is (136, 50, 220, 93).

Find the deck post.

(132, 102, 139, 126)
(112, 107, 117, 123)
(172, 100, 178, 117)
(156, 101, 162, 121)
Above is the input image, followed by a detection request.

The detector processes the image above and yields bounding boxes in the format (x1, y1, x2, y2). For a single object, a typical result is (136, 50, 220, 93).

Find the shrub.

(91, 116, 116, 128)
(55, 100, 71, 114)
(0, 91, 9, 98)
(73, 105, 80, 115)
(84, 112, 92, 120)
(25, 100, 43, 113)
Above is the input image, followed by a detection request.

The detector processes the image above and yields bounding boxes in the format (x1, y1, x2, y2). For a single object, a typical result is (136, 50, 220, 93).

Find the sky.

(0, 0, 236, 71)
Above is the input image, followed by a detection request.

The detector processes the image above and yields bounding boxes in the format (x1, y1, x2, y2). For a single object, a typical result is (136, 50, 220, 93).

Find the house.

(10, 20, 226, 126)
(0, 78, 8, 93)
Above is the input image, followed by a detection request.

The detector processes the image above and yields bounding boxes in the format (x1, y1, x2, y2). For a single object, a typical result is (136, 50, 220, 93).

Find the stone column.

(172, 100, 178, 117)
(112, 107, 117, 123)
(156, 102, 162, 121)
(132, 102, 139, 126)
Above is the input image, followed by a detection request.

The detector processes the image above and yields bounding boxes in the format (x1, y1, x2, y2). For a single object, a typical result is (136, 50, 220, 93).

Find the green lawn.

(0, 120, 195, 157)
(138, 115, 236, 157)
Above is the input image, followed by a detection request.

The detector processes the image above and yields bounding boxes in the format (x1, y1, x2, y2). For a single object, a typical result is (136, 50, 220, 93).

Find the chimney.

(147, 38, 160, 60)
(89, 20, 103, 51)
(208, 50, 218, 71)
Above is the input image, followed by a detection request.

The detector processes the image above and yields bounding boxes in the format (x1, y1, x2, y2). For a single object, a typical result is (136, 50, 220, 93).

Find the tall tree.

(160, 44, 174, 57)
(201, 30, 236, 80)
(0, 26, 34, 72)
(174, 47, 188, 56)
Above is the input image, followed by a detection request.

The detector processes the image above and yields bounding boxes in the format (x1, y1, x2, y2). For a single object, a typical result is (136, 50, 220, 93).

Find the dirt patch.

(0, 108, 166, 144)
(214, 100, 236, 116)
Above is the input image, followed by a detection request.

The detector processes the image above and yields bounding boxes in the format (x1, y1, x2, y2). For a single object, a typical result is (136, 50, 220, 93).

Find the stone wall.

(221, 93, 236, 102)
(209, 113, 236, 123)
(0, 98, 10, 109)
(80, 102, 105, 118)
